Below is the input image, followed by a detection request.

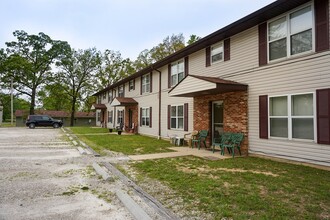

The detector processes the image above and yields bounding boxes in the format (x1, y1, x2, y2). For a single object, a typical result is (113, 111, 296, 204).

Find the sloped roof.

(15, 110, 95, 118)
(93, 0, 310, 96)
(110, 97, 138, 106)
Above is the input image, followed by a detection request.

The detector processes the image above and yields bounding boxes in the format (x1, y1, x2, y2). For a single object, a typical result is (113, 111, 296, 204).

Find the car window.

(42, 116, 50, 120)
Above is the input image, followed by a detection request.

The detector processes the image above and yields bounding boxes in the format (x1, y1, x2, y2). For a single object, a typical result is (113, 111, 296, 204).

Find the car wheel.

(53, 123, 59, 128)
(29, 123, 35, 129)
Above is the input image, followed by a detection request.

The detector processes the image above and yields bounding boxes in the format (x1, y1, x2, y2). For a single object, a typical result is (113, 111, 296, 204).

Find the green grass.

(68, 127, 175, 155)
(131, 156, 330, 220)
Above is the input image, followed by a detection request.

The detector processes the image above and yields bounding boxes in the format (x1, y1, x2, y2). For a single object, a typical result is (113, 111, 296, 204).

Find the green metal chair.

(223, 133, 244, 158)
(192, 130, 208, 149)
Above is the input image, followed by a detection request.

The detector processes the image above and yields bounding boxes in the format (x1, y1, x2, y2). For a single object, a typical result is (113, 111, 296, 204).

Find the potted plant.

(109, 128, 113, 133)
(117, 130, 122, 135)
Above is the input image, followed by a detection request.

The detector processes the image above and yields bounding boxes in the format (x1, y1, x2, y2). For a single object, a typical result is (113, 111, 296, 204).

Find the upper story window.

(97, 96, 101, 104)
(268, 4, 313, 61)
(129, 80, 135, 91)
(269, 93, 314, 140)
(118, 85, 124, 97)
(211, 43, 223, 63)
(108, 90, 113, 102)
(102, 92, 106, 100)
(142, 74, 150, 93)
(171, 60, 184, 87)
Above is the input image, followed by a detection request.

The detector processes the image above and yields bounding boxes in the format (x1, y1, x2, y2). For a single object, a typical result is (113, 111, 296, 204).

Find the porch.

(169, 75, 249, 155)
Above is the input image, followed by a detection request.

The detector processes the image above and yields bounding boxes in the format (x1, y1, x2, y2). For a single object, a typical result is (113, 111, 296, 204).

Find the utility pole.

(11, 77, 13, 125)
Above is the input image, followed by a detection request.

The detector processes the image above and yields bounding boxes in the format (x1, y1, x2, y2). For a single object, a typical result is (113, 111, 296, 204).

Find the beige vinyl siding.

(160, 95, 194, 140)
(169, 76, 216, 96)
(238, 51, 330, 167)
(189, 27, 259, 79)
(136, 93, 159, 137)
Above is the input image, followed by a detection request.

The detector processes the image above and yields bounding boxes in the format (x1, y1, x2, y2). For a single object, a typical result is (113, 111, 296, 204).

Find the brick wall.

(194, 91, 248, 155)
(124, 105, 138, 133)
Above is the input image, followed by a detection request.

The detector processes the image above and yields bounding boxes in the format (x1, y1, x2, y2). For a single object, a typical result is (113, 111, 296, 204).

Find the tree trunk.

(29, 89, 36, 115)
(70, 97, 76, 127)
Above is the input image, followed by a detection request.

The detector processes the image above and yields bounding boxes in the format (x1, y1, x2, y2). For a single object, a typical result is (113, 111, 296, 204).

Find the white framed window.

(108, 110, 113, 123)
(97, 112, 100, 122)
(141, 107, 150, 126)
(171, 105, 184, 130)
(171, 60, 184, 87)
(211, 43, 223, 63)
(142, 74, 150, 93)
(97, 96, 101, 104)
(103, 92, 106, 100)
(108, 90, 113, 102)
(268, 4, 314, 61)
(129, 80, 135, 91)
(269, 93, 315, 140)
(118, 85, 124, 97)
(117, 110, 124, 125)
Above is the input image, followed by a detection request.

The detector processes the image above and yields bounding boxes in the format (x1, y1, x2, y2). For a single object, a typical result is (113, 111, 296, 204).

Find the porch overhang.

(110, 97, 138, 106)
(91, 103, 107, 110)
(169, 75, 248, 97)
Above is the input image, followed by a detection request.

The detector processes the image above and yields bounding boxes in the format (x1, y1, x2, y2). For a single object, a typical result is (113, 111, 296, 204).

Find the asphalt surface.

(0, 127, 133, 220)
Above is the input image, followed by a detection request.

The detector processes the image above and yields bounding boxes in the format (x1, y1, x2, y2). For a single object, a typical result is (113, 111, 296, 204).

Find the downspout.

(153, 67, 162, 139)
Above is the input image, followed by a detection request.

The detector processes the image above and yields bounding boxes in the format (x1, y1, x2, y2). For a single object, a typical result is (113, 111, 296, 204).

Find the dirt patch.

(177, 164, 279, 177)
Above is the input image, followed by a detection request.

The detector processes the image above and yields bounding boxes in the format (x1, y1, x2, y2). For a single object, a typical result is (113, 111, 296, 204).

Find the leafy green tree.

(55, 48, 101, 126)
(0, 30, 70, 115)
(38, 83, 72, 111)
(134, 33, 186, 71)
(187, 34, 201, 45)
(0, 93, 29, 122)
(96, 50, 135, 88)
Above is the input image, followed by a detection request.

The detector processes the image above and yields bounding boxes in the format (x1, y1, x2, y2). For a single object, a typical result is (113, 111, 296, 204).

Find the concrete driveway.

(0, 127, 133, 220)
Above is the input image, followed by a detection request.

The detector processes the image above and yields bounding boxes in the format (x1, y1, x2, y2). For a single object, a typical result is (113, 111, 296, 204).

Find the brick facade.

(194, 91, 248, 155)
(124, 105, 138, 133)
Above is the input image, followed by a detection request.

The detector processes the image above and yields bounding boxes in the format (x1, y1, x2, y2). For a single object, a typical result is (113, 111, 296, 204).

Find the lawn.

(130, 156, 330, 220)
(68, 127, 175, 155)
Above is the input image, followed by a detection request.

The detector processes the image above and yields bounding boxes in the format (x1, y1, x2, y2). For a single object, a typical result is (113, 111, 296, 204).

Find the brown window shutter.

(184, 56, 189, 77)
(258, 22, 268, 66)
(140, 76, 142, 95)
(149, 107, 152, 128)
(133, 79, 135, 90)
(123, 84, 125, 97)
(315, 0, 329, 52)
(168, 105, 171, 129)
(317, 88, 330, 144)
(259, 95, 268, 139)
(140, 108, 142, 127)
(224, 38, 230, 61)
(150, 72, 153, 93)
(184, 103, 188, 131)
(205, 46, 211, 67)
(168, 64, 171, 88)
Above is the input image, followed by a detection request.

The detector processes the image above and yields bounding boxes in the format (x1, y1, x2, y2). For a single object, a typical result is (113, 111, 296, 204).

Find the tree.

(187, 34, 201, 45)
(96, 50, 135, 88)
(55, 48, 101, 126)
(38, 83, 72, 111)
(0, 30, 70, 115)
(0, 93, 29, 122)
(134, 33, 186, 71)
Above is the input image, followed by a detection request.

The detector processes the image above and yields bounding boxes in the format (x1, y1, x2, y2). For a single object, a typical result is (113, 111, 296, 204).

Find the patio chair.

(212, 132, 231, 155)
(184, 130, 198, 147)
(223, 133, 244, 158)
(192, 130, 208, 149)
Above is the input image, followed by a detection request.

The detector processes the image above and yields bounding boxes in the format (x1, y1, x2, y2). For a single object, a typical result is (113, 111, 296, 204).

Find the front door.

(128, 109, 133, 128)
(212, 101, 224, 140)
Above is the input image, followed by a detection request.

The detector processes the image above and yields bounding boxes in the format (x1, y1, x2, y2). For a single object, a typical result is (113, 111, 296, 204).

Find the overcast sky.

(1, 0, 276, 60)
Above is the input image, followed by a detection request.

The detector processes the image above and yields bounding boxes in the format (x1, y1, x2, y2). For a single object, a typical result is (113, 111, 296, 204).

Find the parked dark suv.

(26, 115, 63, 129)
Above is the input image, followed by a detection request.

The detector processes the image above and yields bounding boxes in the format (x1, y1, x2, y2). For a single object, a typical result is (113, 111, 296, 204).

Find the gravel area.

(0, 127, 136, 220)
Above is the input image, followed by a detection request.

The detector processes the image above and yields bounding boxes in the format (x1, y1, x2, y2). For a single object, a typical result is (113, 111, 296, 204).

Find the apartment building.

(93, 0, 330, 166)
